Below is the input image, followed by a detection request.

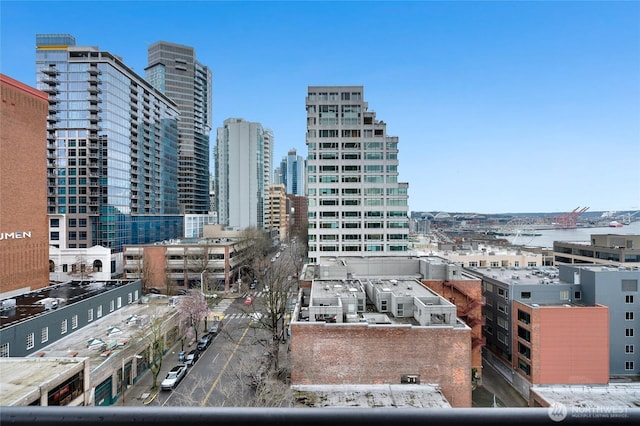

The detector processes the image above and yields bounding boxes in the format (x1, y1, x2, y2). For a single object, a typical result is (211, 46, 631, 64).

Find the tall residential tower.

(36, 34, 182, 259)
(305, 86, 409, 262)
(146, 41, 213, 215)
(215, 118, 273, 230)
(274, 148, 305, 196)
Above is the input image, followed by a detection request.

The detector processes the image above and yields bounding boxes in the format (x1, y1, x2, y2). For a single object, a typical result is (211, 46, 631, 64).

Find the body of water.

(505, 221, 640, 248)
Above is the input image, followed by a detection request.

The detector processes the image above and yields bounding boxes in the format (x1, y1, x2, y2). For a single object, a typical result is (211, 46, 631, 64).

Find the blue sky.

(1, 1, 639, 214)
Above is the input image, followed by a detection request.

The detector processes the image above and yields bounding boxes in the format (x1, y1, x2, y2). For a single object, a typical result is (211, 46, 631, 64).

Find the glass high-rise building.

(215, 118, 273, 230)
(36, 34, 183, 254)
(275, 148, 305, 196)
(305, 86, 409, 262)
(146, 42, 213, 214)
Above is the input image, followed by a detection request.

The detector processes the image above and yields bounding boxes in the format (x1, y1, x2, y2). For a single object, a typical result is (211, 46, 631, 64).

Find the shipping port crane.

(554, 206, 590, 229)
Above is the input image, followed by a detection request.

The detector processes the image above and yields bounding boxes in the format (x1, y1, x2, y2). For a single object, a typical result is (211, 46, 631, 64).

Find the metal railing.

(2, 407, 638, 426)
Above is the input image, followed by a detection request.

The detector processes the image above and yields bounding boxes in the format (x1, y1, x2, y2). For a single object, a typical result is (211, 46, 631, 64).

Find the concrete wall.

(290, 322, 472, 407)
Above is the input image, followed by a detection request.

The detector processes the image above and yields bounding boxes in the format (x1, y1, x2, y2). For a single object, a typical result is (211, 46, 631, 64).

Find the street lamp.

(122, 354, 142, 406)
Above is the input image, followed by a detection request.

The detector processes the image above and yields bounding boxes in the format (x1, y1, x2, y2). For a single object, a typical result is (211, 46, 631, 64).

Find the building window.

(626, 328, 634, 337)
(497, 303, 507, 313)
(574, 291, 582, 300)
(110, 300, 115, 312)
(71, 315, 78, 329)
(128, 293, 133, 304)
(626, 312, 634, 320)
(518, 310, 530, 325)
(559, 290, 569, 301)
(518, 326, 531, 342)
(27, 333, 34, 350)
(61, 319, 67, 335)
(484, 282, 493, 292)
(518, 342, 531, 359)
(622, 280, 638, 292)
(97, 305, 102, 318)
(625, 361, 635, 371)
(518, 358, 531, 376)
(0, 343, 8, 357)
(88, 308, 93, 322)
(626, 345, 634, 354)
(520, 291, 531, 299)
(626, 295, 634, 304)
(497, 317, 508, 330)
(41, 327, 49, 343)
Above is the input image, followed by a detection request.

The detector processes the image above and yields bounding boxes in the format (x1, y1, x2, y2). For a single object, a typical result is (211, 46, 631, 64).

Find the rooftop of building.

(291, 384, 451, 408)
(0, 357, 87, 406)
(0, 280, 138, 330)
(531, 384, 640, 408)
(467, 266, 561, 285)
(468, 263, 639, 287)
(26, 295, 176, 368)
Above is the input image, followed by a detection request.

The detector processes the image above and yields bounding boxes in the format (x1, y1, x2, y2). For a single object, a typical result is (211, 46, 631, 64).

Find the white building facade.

(215, 118, 273, 230)
(305, 86, 409, 262)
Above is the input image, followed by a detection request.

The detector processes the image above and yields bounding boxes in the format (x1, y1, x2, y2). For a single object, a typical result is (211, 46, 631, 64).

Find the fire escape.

(443, 281, 486, 350)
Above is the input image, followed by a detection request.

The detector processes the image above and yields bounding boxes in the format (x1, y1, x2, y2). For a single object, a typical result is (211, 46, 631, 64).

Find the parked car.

(208, 320, 223, 336)
(161, 365, 187, 390)
(184, 349, 200, 367)
(147, 288, 161, 294)
(197, 334, 212, 351)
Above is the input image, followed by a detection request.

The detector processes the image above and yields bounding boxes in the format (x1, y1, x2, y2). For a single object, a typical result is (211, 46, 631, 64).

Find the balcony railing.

(1, 407, 637, 426)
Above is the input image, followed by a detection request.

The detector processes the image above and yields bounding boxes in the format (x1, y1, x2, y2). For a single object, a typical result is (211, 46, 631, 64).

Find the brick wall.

(290, 322, 472, 407)
(0, 75, 49, 294)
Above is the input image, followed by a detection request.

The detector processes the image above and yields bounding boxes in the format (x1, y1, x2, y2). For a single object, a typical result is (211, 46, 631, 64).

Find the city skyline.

(1, 1, 638, 214)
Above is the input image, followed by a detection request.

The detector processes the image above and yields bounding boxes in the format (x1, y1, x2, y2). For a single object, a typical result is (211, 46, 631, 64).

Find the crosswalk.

(212, 294, 267, 322)
(223, 312, 264, 321)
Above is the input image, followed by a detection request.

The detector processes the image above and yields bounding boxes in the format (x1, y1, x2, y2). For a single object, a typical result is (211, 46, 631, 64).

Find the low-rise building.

(123, 226, 255, 293)
(0, 357, 90, 406)
(0, 280, 142, 357)
(470, 263, 639, 400)
(554, 234, 640, 267)
(291, 257, 472, 407)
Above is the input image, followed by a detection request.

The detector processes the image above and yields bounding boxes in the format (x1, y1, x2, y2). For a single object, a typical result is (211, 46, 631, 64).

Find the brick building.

(512, 301, 610, 385)
(0, 74, 50, 297)
(290, 257, 472, 407)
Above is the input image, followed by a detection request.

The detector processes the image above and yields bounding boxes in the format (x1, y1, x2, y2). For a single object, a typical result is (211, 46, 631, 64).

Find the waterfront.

(505, 221, 640, 248)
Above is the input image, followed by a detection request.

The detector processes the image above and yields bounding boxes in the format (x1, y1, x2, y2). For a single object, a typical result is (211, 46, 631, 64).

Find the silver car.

(161, 365, 187, 390)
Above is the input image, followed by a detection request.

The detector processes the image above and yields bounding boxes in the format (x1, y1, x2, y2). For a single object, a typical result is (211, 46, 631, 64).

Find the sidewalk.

(120, 338, 186, 406)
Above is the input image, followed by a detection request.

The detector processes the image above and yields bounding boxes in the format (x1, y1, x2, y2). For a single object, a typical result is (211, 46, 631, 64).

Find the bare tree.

(185, 243, 214, 293)
(177, 291, 208, 344)
(69, 255, 95, 280)
(128, 251, 154, 293)
(147, 315, 166, 391)
(243, 251, 297, 373)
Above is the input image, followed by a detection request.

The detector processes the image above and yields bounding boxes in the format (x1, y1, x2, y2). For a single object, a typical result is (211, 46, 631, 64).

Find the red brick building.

(422, 278, 484, 381)
(0, 74, 50, 296)
(290, 322, 472, 407)
(512, 301, 609, 385)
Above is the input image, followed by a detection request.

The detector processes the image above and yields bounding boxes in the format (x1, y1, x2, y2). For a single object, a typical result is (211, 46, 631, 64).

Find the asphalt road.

(150, 297, 271, 407)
